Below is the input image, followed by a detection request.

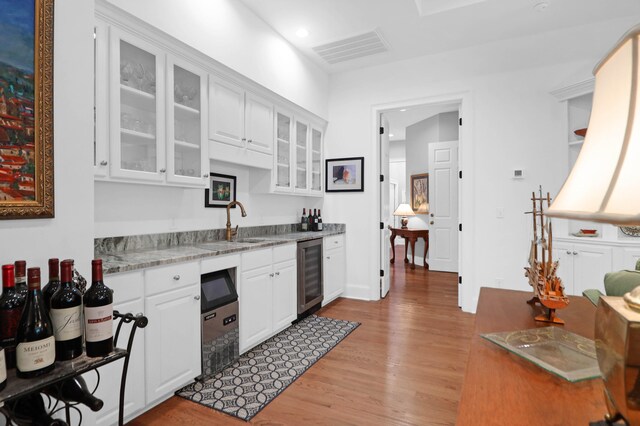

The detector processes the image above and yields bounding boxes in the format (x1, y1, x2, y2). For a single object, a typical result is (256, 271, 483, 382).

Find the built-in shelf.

(121, 128, 155, 141)
(175, 139, 200, 150)
(174, 102, 199, 115)
(121, 84, 155, 112)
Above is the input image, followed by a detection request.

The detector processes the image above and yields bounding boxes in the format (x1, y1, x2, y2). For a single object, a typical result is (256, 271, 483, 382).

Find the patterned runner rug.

(176, 315, 360, 421)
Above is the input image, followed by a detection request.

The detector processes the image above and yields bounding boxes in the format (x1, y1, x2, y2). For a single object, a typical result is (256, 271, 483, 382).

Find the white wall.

(0, 1, 94, 273)
(323, 16, 640, 308)
(105, 0, 329, 118)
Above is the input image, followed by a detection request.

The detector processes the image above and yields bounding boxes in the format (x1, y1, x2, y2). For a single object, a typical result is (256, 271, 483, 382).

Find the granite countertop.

(100, 228, 344, 275)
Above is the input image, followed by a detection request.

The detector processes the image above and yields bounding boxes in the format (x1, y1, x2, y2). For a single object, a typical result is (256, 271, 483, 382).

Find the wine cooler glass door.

(297, 239, 323, 316)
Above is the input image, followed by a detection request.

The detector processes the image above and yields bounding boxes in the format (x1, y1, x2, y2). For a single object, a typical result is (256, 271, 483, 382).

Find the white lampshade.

(393, 203, 415, 216)
(548, 26, 640, 225)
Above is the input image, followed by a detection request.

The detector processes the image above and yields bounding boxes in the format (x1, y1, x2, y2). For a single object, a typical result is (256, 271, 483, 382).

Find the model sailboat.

(524, 187, 569, 324)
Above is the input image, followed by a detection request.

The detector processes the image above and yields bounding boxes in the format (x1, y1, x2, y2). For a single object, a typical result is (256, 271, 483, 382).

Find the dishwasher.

(199, 268, 239, 379)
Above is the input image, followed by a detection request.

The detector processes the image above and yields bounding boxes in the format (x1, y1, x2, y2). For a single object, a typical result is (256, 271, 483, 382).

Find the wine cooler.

(297, 238, 323, 319)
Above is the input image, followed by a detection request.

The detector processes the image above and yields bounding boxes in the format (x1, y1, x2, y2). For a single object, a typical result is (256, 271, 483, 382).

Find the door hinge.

(458, 276, 462, 285)
(459, 170, 462, 179)
(459, 117, 462, 126)
(380, 174, 384, 182)
(380, 222, 384, 230)
(379, 126, 384, 135)
(380, 269, 385, 277)
(459, 223, 462, 232)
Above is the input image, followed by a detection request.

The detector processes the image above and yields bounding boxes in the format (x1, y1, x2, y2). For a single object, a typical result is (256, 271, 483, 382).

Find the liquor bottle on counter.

(317, 209, 323, 231)
(16, 267, 56, 378)
(0, 264, 26, 369)
(14, 260, 27, 300)
(84, 259, 113, 357)
(301, 208, 308, 232)
(50, 260, 83, 361)
(5, 393, 68, 425)
(43, 375, 104, 412)
(42, 258, 61, 311)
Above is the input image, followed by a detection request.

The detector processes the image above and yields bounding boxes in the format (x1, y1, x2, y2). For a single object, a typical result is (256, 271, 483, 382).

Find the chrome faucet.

(226, 201, 247, 241)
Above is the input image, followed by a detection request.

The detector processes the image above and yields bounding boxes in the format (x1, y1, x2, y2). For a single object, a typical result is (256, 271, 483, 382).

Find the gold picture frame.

(410, 173, 429, 214)
(0, 0, 54, 219)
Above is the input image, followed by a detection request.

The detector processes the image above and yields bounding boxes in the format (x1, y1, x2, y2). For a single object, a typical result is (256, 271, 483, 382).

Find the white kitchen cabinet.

(323, 234, 346, 305)
(208, 75, 274, 167)
(94, 21, 110, 178)
(273, 110, 294, 192)
(144, 263, 200, 405)
(310, 125, 324, 194)
(166, 55, 209, 186)
(553, 240, 611, 295)
(239, 244, 296, 353)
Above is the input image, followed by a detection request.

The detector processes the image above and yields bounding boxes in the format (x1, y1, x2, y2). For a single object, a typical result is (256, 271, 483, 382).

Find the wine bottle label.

(302, 222, 308, 231)
(16, 336, 55, 372)
(318, 223, 323, 230)
(84, 305, 113, 342)
(50, 306, 82, 341)
(0, 349, 6, 383)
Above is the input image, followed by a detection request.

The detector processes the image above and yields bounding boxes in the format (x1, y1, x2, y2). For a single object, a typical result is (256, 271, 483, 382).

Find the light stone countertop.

(100, 229, 344, 275)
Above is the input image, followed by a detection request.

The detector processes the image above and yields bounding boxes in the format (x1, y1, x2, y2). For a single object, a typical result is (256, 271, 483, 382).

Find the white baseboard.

(343, 283, 371, 301)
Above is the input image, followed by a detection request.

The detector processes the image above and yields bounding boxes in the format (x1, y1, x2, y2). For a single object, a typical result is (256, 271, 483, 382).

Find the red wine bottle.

(16, 267, 55, 378)
(14, 260, 27, 301)
(301, 208, 308, 232)
(0, 264, 26, 369)
(6, 393, 68, 425)
(42, 258, 61, 312)
(50, 260, 83, 361)
(84, 259, 113, 357)
(44, 375, 104, 412)
(317, 209, 323, 231)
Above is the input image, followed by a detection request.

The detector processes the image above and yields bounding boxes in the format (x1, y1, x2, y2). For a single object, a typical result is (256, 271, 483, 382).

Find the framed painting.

(325, 157, 364, 192)
(0, 0, 54, 219)
(411, 173, 429, 214)
(205, 173, 236, 208)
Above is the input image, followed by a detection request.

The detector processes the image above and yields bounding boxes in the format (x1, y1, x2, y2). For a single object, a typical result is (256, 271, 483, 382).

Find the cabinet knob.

(160, 168, 166, 173)
(275, 271, 280, 276)
(573, 251, 578, 255)
(194, 295, 201, 301)
(99, 160, 108, 166)
(566, 250, 571, 255)
(269, 273, 274, 277)
(203, 174, 209, 178)
(430, 221, 434, 225)
(334, 241, 338, 244)
(248, 139, 253, 143)
(241, 138, 247, 142)
(326, 256, 331, 260)
(173, 275, 180, 280)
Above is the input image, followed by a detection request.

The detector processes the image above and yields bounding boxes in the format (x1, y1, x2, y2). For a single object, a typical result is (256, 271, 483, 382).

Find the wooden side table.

(388, 226, 429, 269)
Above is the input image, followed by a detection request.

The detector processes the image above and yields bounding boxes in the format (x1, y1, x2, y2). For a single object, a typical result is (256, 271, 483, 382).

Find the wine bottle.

(50, 260, 83, 361)
(14, 260, 27, 300)
(301, 208, 308, 232)
(312, 209, 319, 232)
(5, 393, 68, 425)
(42, 258, 61, 312)
(16, 267, 55, 378)
(0, 264, 26, 369)
(307, 207, 313, 231)
(317, 209, 323, 231)
(43, 375, 104, 412)
(84, 259, 113, 357)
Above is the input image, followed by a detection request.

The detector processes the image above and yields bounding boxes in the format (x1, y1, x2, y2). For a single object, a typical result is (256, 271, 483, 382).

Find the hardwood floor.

(130, 246, 475, 425)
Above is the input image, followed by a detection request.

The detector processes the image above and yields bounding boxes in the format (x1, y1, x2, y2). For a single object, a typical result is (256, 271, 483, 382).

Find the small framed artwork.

(411, 173, 429, 214)
(204, 173, 236, 208)
(0, 0, 55, 219)
(325, 157, 364, 192)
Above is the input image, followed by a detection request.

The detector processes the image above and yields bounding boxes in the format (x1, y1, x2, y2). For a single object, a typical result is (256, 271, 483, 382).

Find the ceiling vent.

(312, 30, 388, 65)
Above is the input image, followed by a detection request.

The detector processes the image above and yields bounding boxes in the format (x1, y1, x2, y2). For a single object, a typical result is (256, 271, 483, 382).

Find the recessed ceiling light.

(296, 28, 309, 38)
(399, 108, 407, 112)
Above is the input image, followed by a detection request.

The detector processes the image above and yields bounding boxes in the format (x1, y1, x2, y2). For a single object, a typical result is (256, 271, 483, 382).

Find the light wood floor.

(130, 247, 475, 425)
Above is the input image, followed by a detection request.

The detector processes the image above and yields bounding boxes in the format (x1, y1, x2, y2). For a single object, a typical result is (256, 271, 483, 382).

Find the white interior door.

(428, 141, 459, 272)
(380, 115, 390, 298)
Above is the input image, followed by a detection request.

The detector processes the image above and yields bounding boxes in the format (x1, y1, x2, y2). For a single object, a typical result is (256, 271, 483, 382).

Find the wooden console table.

(388, 226, 429, 269)
(457, 288, 606, 425)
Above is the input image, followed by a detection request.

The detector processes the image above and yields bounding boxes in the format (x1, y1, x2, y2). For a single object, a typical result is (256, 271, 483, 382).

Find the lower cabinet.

(553, 241, 612, 295)
(239, 244, 296, 353)
(323, 235, 346, 305)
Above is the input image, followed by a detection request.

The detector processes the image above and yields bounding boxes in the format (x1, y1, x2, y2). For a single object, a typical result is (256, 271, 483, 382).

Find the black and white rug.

(176, 315, 360, 421)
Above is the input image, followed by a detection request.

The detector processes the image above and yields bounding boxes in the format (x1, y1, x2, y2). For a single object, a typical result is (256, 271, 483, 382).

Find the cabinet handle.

(194, 295, 201, 300)
(203, 174, 209, 178)
(269, 273, 274, 277)
(573, 251, 578, 255)
(100, 160, 108, 166)
(173, 275, 180, 281)
(326, 256, 331, 260)
(248, 139, 253, 143)
(241, 138, 247, 142)
(566, 250, 571, 255)
(160, 168, 166, 173)
(430, 221, 434, 225)
(275, 271, 280, 276)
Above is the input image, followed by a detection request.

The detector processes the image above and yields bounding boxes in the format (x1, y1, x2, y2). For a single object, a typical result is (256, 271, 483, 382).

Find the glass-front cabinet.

(295, 120, 309, 193)
(166, 56, 208, 186)
(109, 28, 164, 182)
(310, 126, 323, 194)
(274, 110, 293, 192)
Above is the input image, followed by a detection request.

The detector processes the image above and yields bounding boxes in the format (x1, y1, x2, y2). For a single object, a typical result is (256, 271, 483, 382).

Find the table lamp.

(547, 25, 640, 425)
(393, 203, 415, 229)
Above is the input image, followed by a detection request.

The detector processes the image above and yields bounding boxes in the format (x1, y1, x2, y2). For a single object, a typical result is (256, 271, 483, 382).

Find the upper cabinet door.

(295, 120, 309, 193)
(109, 28, 165, 182)
(310, 125, 323, 194)
(208, 76, 245, 148)
(274, 110, 293, 192)
(244, 92, 274, 155)
(166, 56, 209, 187)
(94, 22, 109, 178)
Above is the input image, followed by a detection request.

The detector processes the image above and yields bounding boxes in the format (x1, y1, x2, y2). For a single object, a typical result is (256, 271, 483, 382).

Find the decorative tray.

(481, 327, 600, 382)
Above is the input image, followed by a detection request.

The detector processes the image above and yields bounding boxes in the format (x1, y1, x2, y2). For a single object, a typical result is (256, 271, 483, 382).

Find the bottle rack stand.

(0, 311, 148, 426)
